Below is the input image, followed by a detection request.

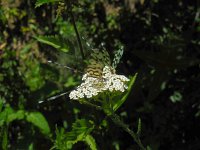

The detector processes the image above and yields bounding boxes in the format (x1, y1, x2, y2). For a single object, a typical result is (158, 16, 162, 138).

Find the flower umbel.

(69, 66, 129, 100)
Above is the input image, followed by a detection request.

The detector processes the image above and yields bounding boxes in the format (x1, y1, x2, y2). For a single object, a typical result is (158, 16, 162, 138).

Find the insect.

(85, 49, 111, 78)
(112, 45, 124, 69)
(39, 42, 124, 103)
(85, 45, 124, 79)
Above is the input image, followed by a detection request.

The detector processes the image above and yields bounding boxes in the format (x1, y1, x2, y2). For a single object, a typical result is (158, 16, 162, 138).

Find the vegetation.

(0, 0, 199, 149)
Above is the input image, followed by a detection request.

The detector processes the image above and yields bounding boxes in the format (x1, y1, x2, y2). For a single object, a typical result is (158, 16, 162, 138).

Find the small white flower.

(69, 66, 129, 100)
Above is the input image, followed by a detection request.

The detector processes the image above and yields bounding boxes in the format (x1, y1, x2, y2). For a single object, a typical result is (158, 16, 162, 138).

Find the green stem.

(65, 0, 84, 59)
(75, 99, 102, 111)
(70, 11, 85, 60)
(75, 98, 145, 149)
(109, 113, 146, 150)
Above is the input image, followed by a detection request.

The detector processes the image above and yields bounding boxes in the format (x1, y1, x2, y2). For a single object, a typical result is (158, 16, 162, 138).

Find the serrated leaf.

(26, 112, 50, 135)
(113, 73, 138, 111)
(53, 120, 95, 150)
(66, 119, 94, 141)
(64, 119, 95, 149)
(34, 35, 71, 53)
(85, 135, 97, 150)
(35, 0, 60, 8)
(52, 127, 67, 150)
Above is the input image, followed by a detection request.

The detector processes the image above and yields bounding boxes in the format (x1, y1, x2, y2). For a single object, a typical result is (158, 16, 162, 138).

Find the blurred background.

(0, 0, 200, 149)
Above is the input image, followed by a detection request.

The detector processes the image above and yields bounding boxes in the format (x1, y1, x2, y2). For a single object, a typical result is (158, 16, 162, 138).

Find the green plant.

(0, 100, 50, 150)
(34, 0, 148, 149)
(1, 0, 198, 149)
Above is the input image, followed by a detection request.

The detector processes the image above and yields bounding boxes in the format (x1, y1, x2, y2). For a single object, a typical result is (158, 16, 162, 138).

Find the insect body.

(85, 49, 112, 78)
(85, 46, 123, 79)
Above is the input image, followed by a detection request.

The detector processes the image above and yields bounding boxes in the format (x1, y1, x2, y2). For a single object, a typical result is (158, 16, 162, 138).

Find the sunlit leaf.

(28, 143, 34, 150)
(0, 106, 14, 126)
(53, 119, 95, 150)
(26, 112, 50, 135)
(65, 119, 95, 149)
(35, 0, 60, 8)
(84, 135, 97, 150)
(52, 127, 67, 150)
(113, 73, 137, 111)
(7, 110, 25, 123)
(66, 119, 94, 142)
(34, 35, 71, 53)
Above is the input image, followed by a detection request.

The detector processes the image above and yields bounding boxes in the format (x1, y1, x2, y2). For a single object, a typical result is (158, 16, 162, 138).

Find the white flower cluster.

(69, 66, 130, 100)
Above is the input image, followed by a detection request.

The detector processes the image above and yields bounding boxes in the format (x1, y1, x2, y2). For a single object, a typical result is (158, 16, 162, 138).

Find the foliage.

(34, 35, 73, 53)
(113, 74, 138, 111)
(52, 119, 96, 150)
(0, 101, 50, 149)
(0, 0, 199, 150)
(35, 0, 61, 8)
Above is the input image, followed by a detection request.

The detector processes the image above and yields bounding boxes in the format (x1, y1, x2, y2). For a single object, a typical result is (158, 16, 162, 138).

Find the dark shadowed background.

(0, 0, 199, 149)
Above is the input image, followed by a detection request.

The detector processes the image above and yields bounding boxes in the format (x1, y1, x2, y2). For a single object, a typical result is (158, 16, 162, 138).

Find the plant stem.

(109, 113, 146, 150)
(75, 99, 103, 111)
(70, 11, 85, 60)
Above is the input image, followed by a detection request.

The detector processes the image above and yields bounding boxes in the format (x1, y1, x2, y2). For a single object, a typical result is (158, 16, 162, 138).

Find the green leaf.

(53, 119, 95, 150)
(26, 112, 50, 135)
(34, 35, 71, 53)
(84, 135, 97, 150)
(0, 106, 14, 126)
(52, 127, 66, 150)
(170, 91, 182, 103)
(147, 145, 152, 150)
(7, 110, 25, 123)
(66, 119, 94, 149)
(2, 126, 8, 150)
(0, 73, 4, 82)
(28, 143, 34, 150)
(35, 0, 60, 8)
(113, 73, 137, 111)
(136, 118, 142, 136)
(66, 119, 94, 142)
(0, 100, 3, 112)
